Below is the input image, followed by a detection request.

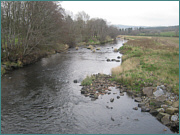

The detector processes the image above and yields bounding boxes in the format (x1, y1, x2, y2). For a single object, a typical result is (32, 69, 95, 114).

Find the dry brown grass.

(112, 57, 140, 76)
(112, 36, 179, 93)
(153, 37, 179, 48)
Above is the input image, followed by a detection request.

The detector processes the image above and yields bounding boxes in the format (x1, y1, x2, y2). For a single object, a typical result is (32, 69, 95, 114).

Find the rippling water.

(1, 40, 174, 134)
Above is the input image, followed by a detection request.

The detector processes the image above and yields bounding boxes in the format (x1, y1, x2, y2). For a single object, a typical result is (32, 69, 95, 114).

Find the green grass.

(112, 36, 179, 94)
(81, 75, 95, 86)
(88, 38, 100, 45)
(138, 31, 178, 37)
(160, 31, 178, 37)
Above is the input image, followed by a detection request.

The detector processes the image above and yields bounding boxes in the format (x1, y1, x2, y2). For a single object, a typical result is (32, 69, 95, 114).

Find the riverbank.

(112, 36, 179, 94)
(111, 36, 179, 132)
(80, 73, 179, 133)
(1, 44, 69, 76)
(80, 36, 179, 132)
(76, 37, 115, 47)
(1, 38, 115, 76)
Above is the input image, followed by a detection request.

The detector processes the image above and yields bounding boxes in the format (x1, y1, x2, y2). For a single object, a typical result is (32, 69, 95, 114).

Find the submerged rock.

(111, 117, 115, 121)
(106, 106, 113, 109)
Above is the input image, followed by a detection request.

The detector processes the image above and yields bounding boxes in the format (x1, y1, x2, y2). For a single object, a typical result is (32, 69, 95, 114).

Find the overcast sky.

(61, 1, 179, 26)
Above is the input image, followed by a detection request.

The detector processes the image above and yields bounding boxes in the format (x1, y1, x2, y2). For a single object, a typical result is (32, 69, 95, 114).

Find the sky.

(61, 1, 179, 27)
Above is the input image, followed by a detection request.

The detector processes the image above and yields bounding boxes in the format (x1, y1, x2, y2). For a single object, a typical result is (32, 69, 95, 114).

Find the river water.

(1, 40, 174, 134)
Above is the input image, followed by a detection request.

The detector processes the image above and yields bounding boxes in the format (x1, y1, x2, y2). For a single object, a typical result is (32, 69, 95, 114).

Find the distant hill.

(145, 25, 179, 31)
(114, 24, 148, 29)
(114, 24, 179, 31)
(117, 24, 179, 37)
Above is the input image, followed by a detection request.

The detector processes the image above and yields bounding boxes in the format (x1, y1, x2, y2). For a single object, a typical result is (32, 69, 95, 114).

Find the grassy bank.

(111, 36, 179, 94)
(1, 44, 69, 76)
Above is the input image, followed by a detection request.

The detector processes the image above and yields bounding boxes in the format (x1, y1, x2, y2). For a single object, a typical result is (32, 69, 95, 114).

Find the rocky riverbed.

(80, 73, 179, 133)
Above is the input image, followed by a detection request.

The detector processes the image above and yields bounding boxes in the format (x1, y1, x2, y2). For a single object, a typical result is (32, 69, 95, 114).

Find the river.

(1, 40, 174, 134)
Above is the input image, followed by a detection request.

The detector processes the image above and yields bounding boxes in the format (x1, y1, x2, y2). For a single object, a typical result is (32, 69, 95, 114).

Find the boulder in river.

(120, 93, 124, 96)
(74, 80, 78, 83)
(134, 97, 142, 102)
(110, 98, 114, 102)
(161, 114, 170, 125)
(111, 59, 116, 61)
(107, 59, 111, 62)
(156, 112, 169, 120)
(141, 106, 150, 112)
(133, 107, 138, 110)
(113, 48, 118, 52)
(150, 109, 159, 116)
(81, 90, 85, 94)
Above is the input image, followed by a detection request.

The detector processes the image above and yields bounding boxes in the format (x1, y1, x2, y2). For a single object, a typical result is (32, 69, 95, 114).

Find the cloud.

(61, 1, 179, 26)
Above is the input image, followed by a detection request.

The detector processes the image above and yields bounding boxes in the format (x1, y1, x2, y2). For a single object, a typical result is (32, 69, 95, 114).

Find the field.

(112, 36, 179, 94)
(139, 31, 178, 37)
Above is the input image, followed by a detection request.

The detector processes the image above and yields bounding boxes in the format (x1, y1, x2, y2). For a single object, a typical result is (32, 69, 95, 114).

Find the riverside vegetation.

(112, 36, 179, 94)
(1, 1, 120, 76)
(80, 36, 179, 132)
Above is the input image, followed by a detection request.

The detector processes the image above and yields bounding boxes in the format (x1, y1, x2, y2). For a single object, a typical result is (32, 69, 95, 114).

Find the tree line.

(1, 1, 120, 62)
(119, 26, 179, 37)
